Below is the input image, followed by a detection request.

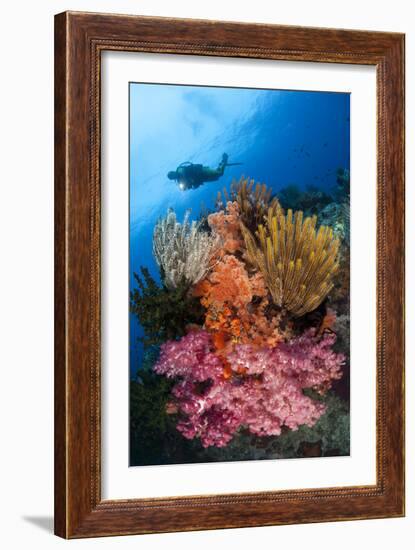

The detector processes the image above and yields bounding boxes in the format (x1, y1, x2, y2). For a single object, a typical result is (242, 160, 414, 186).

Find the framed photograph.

(54, 11, 405, 538)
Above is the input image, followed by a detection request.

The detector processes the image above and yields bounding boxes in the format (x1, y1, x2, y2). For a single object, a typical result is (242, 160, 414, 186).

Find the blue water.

(129, 82, 350, 376)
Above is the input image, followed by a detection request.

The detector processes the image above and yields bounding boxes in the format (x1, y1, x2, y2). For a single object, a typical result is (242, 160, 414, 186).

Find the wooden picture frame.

(54, 11, 405, 538)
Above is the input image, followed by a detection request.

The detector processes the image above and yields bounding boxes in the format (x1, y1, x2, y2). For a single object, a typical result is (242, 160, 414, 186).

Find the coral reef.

(216, 176, 282, 232)
(131, 172, 350, 462)
(241, 208, 340, 317)
(130, 370, 209, 466)
(319, 201, 350, 244)
(153, 209, 220, 289)
(141, 345, 161, 371)
(130, 267, 205, 348)
(207, 201, 244, 254)
(154, 329, 344, 448)
(275, 390, 350, 457)
(330, 246, 350, 310)
(278, 184, 333, 216)
(336, 168, 350, 201)
(276, 184, 301, 211)
(194, 254, 263, 310)
(130, 371, 175, 465)
(341, 202, 350, 244)
(193, 253, 287, 350)
(334, 313, 350, 353)
(196, 392, 350, 461)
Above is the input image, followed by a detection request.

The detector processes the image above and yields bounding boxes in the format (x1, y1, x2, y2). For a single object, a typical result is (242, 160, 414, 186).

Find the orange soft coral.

(194, 253, 288, 352)
(247, 298, 286, 347)
(207, 201, 244, 254)
(194, 198, 290, 354)
(198, 254, 254, 309)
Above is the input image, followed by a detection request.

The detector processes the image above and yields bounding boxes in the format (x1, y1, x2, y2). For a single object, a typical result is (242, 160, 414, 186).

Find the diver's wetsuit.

(173, 154, 229, 190)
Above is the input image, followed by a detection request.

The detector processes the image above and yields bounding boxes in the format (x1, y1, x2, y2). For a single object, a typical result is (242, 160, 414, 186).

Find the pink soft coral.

(154, 329, 223, 382)
(154, 329, 344, 448)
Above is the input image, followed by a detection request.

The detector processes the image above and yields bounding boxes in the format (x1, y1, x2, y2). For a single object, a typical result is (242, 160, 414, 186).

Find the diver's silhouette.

(167, 153, 242, 190)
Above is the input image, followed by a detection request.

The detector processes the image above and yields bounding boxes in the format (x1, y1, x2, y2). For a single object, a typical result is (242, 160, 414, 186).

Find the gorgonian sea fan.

(154, 329, 345, 448)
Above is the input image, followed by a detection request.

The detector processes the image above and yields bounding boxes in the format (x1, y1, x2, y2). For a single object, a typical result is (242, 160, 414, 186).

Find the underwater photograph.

(129, 82, 350, 467)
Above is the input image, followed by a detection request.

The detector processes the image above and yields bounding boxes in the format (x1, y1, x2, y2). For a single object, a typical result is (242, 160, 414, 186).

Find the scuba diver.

(167, 153, 242, 190)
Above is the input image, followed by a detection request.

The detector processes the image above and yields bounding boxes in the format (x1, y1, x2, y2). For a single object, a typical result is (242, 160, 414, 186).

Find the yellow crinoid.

(241, 208, 340, 317)
(216, 176, 282, 232)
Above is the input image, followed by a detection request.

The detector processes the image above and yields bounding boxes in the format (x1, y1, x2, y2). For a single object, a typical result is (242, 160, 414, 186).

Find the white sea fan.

(153, 209, 220, 289)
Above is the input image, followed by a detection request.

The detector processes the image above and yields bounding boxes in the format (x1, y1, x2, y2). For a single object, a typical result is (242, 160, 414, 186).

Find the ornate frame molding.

(55, 11, 405, 538)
